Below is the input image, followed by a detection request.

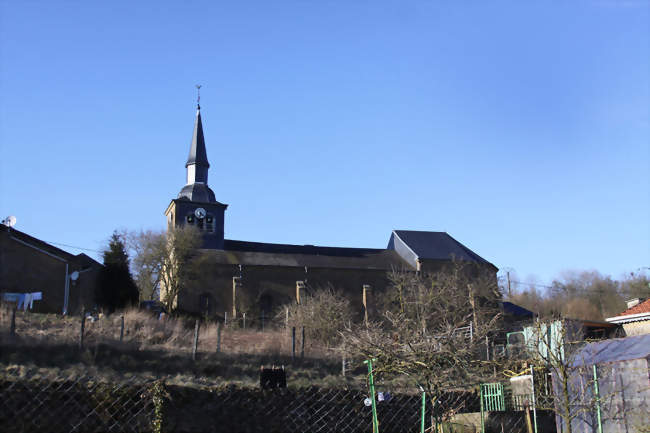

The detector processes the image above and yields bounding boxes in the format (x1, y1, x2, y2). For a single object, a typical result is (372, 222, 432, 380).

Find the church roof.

(186, 106, 209, 168)
(177, 183, 217, 203)
(391, 230, 496, 267)
(201, 239, 410, 270)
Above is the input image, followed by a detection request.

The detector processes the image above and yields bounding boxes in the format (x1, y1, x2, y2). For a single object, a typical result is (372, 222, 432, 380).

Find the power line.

(43, 240, 102, 254)
(508, 280, 555, 290)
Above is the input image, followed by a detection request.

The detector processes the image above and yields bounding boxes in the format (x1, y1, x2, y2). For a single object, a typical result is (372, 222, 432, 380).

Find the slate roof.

(1, 226, 102, 268)
(186, 107, 209, 168)
(501, 301, 534, 318)
(570, 334, 650, 367)
(200, 239, 408, 269)
(177, 183, 217, 203)
(392, 230, 496, 268)
(619, 299, 650, 316)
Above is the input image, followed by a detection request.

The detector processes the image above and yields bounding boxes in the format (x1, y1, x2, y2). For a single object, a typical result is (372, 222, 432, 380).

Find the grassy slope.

(0, 307, 366, 388)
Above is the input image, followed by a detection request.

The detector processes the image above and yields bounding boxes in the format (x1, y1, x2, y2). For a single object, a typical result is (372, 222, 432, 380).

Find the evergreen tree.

(95, 231, 140, 313)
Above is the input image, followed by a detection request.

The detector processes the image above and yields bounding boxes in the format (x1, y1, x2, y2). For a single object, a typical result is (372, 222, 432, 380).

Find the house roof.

(201, 239, 408, 270)
(570, 334, 650, 367)
(1, 226, 102, 268)
(392, 230, 496, 269)
(620, 299, 650, 316)
(606, 299, 650, 324)
(501, 301, 534, 318)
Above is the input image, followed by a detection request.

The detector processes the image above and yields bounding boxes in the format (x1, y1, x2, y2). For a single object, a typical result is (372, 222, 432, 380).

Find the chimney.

(363, 284, 373, 325)
(626, 298, 646, 309)
(296, 281, 306, 305)
(232, 276, 242, 317)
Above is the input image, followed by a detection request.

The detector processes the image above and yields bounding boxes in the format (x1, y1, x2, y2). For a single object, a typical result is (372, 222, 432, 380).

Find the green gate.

(480, 382, 505, 411)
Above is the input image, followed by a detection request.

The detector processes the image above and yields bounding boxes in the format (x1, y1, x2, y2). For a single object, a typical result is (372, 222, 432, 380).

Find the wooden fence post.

(119, 314, 125, 342)
(79, 310, 86, 350)
(192, 319, 200, 361)
(9, 306, 16, 336)
(342, 353, 346, 377)
(216, 321, 222, 353)
(301, 326, 305, 359)
(243, 312, 246, 329)
(291, 327, 296, 361)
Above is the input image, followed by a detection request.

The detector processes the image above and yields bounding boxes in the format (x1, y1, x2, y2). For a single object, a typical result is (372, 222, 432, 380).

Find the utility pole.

(507, 272, 512, 298)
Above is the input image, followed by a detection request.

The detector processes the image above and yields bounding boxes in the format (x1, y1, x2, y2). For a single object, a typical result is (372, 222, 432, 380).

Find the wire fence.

(0, 370, 445, 433)
(0, 373, 155, 433)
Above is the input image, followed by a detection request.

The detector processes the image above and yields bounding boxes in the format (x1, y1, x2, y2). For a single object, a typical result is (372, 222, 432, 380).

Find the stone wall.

(178, 263, 393, 319)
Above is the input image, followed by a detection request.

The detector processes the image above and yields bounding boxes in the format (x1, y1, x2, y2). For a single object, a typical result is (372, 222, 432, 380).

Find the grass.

(0, 305, 366, 389)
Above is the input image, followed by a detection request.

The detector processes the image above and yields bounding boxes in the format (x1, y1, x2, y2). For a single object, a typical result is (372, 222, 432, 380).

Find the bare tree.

(341, 261, 503, 427)
(283, 286, 353, 347)
(128, 226, 202, 311)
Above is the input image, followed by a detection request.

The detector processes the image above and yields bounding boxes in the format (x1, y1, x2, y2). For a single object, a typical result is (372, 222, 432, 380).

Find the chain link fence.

(0, 370, 441, 433)
(0, 373, 155, 433)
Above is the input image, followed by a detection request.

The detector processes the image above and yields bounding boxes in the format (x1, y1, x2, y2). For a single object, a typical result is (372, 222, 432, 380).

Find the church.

(163, 103, 498, 319)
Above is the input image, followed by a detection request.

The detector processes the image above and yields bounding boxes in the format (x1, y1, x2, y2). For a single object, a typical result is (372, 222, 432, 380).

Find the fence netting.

(0, 373, 155, 433)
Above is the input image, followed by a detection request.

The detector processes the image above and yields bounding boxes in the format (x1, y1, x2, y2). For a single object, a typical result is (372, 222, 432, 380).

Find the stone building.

(163, 104, 498, 318)
(0, 225, 102, 314)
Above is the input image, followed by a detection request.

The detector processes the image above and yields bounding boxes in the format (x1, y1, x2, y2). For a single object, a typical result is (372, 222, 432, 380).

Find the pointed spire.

(186, 106, 210, 170)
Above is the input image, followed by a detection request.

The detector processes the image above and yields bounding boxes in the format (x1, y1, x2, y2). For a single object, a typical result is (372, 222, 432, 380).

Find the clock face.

(194, 208, 206, 219)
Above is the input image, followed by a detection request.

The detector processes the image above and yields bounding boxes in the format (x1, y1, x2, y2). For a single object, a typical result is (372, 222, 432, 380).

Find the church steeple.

(186, 105, 210, 184)
(177, 100, 217, 203)
(166, 89, 228, 250)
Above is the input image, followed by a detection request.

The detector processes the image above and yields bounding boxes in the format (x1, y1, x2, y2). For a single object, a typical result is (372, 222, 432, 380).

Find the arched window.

(199, 293, 213, 315)
(259, 293, 273, 314)
(205, 215, 214, 232)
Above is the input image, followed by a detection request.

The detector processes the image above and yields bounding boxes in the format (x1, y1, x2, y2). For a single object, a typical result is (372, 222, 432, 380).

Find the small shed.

(557, 334, 650, 433)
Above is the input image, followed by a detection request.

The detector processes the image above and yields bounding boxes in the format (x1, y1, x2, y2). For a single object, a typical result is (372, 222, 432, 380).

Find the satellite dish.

(2, 216, 16, 227)
(70, 271, 80, 281)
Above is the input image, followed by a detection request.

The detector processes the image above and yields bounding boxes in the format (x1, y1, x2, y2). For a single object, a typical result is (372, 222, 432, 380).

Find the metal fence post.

(531, 366, 538, 433)
(478, 384, 485, 433)
(364, 358, 379, 433)
(216, 321, 222, 353)
(301, 326, 305, 358)
(79, 311, 86, 350)
(119, 314, 125, 342)
(420, 391, 426, 433)
(291, 327, 296, 361)
(593, 364, 603, 433)
(192, 319, 200, 361)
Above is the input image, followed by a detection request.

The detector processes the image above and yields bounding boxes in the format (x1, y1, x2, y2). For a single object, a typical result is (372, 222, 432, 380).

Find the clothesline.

(2, 292, 43, 311)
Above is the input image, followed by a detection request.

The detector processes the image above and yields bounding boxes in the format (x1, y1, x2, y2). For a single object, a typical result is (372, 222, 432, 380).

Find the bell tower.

(165, 96, 227, 249)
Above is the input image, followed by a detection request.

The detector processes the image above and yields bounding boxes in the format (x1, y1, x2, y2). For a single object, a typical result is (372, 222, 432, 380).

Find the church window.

(259, 293, 273, 314)
(199, 293, 213, 315)
(205, 215, 214, 232)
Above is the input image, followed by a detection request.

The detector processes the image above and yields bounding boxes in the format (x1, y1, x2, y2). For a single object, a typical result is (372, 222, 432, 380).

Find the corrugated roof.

(392, 230, 496, 268)
(570, 334, 650, 367)
(619, 299, 650, 316)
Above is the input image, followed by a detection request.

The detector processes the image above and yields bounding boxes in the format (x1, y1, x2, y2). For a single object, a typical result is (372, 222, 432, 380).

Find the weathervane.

(196, 84, 202, 109)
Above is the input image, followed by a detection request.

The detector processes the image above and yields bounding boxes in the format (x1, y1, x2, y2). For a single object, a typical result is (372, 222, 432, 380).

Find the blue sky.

(1, 0, 648, 287)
